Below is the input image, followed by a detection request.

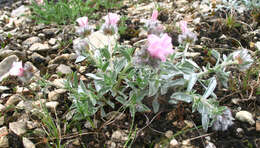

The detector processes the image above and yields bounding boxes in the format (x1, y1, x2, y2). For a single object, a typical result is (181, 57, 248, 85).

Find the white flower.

(232, 49, 253, 71)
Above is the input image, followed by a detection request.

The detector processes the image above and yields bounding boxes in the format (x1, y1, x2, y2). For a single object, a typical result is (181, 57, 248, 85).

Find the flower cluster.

(146, 10, 165, 36)
(76, 17, 92, 37)
(73, 38, 89, 56)
(9, 61, 33, 83)
(232, 49, 253, 71)
(147, 34, 174, 62)
(212, 108, 234, 131)
(101, 13, 120, 35)
(178, 21, 197, 45)
(35, 0, 44, 5)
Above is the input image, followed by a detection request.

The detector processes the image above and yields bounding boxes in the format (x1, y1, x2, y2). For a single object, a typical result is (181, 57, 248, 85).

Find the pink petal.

(180, 21, 188, 33)
(151, 10, 158, 21)
(76, 17, 88, 27)
(9, 61, 24, 76)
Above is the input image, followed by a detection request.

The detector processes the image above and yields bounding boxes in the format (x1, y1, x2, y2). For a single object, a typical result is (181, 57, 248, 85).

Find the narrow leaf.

(202, 77, 217, 99)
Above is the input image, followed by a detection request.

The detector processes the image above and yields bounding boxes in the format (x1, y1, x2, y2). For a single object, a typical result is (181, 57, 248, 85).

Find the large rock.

(11, 5, 30, 18)
(9, 121, 27, 136)
(56, 64, 72, 75)
(29, 43, 50, 52)
(23, 137, 36, 148)
(22, 36, 41, 46)
(0, 55, 18, 81)
(0, 126, 9, 148)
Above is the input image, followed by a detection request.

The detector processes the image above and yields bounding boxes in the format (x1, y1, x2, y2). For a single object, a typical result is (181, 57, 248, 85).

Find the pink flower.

(147, 34, 174, 62)
(179, 21, 188, 33)
(76, 17, 88, 27)
(105, 13, 120, 26)
(9, 61, 24, 77)
(36, 0, 44, 5)
(151, 10, 158, 21)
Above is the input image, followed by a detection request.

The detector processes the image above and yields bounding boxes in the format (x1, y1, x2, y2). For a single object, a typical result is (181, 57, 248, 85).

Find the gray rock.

(5, 94, 22, 106)
(26, 121, 39, 130)
(48, 54, 71, 64)
(29, 43, 50, 52)
(9, 121, 27, 136)
(56, 64, 72, 75)
(0, 104, 6, 112)
(0, 49, 26, 61)
(16, 100, 33, 111)
(0, 116, 4, 126)
(42, 28, 59, 36)
(30, 52, 47, 64)
(0, 55, 19, 82)
(22, 37, 41, 46)
(23, 137, 36, 148)
(0, 126, 9, 148)
(48, 89, 66, 101)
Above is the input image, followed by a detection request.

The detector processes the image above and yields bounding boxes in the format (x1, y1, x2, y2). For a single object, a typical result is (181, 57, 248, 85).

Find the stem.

(197, 60, 237, 78)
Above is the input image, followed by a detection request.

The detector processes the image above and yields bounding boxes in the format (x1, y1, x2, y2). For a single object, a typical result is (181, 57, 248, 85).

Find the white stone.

(0, 86, 9, 93)
(48, 38, 57, 45)
(111, 130, 128, 141)
(255, 42, 260, 51)
(0, 104, 6, 112)
(170, 138, 178, 147)
(22, 37, 41, 46)
(0, 126, 9, 148)
(88, 31, 118, 56)
(5, 94, 22, 106)
(9, 121, 27, 136)
(205, 141, 216, 148)
(0, 116, 4, 126)
(45, 101, 59, 111)
(48, 89, 66, 101)
(23, 137, 36, 148)
(0, 55, 19, 82)
(235, 111, 255, 125)
(29, 43, 50, 52)
(56, 64, 72, 75)
(52, 78, 66, 88)
(11, 5, 30, 18)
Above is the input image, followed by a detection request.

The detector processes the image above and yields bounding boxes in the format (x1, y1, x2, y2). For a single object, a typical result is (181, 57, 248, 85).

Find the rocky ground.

(0, 0, 260, 148)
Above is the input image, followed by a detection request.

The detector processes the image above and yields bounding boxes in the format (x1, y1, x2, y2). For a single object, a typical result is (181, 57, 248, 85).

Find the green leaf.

(202, 77, 217, 99)
(101, 47, 111, 60)
(129, 106, 136, 117)
(149, 81, 159, 97)
(120, 49, 131, 62)
(73, 72, 78, 88)
(101, 61, 110, 72)
(171, 92, 193, 103)
(152, 98, 160, 113)
(201, 113, 209, 131)
(161, 79, 186, 95)
(79, 80, 88, 93)
(114, 59, 127, 74)
(75, 55, 86, 63)
(136, 104, 151, 112)
(115, 96, 127, 105)
(85, 73, 103, 80)
(187, 73, 198, 92)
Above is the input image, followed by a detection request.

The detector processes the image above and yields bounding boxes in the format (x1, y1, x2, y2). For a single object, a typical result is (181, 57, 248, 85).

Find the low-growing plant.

(63, 12, 254, 132)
